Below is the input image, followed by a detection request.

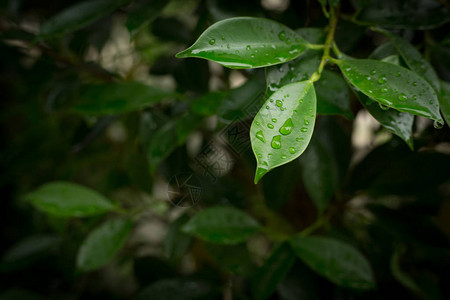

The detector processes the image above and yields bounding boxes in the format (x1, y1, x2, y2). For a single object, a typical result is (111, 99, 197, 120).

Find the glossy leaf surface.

(39, 0, 131, 39)
(315, 70, 353, 119)
(439, 80, 450, 127)
(25, 182, 114, 217)
(386, 32, 440, 91)
(182, 206, 260, 245)
(77, 218, 132, 272)
(337, 59, 443, 123)
(250, 81, 316, 183)
(71, 82, 173, 116)
(176, 17, 308, 69)
(251, 243, 296, 300)
(290, 236, 376, 290)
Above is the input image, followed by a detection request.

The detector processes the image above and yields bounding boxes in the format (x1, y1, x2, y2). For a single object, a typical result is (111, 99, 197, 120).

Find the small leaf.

(25, 182, 115, 217)
(384, 32, 440, 92)
(289, 236, 376, 290)
(315, 70, 353, 119)
(164, 214, 192, 262)
(182, 206, 260, 245)
(336, 58, 443, 123)
(439, 80, 450, 127)
(251, 243, 296, 300)
(125, 0, 169, 38)
(77, 218, 132, 272)
(176, 17, 309, 69)
(250, 81, 316, 183)
(71, 82, 173, 116)
(2, 235, 60, 267)
(38, 0, 131, 39)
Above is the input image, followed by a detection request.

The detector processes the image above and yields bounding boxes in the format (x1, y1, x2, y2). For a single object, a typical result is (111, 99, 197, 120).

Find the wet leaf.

(176, 17, 309, 69)
(77, 218, 132, 272)
(439, 80, 450, 127)
(38, 0, 131, 39)
(182, 206, 260, 245)
(25, 182, 115, 217)
(336, 58, 443, 123)
(289, 236, 376, 290)
(250, 81, 316, 183)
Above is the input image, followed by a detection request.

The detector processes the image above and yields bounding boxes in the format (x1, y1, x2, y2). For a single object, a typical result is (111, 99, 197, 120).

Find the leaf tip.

(254, 167, 268, 184)
(175, 49, 191, 58)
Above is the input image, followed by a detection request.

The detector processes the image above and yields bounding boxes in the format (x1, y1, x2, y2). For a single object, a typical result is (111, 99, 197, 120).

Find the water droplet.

(221, 35, 225, 40)
(251, 55, 255, 59)
(395, 72, 401, 77)
(227, 44, 230, 49)
(278, 31, 286, 41)
(267, 123, 274, 129)
(433, 120, 444, 129)
(289, 147, 296, 154)
(256, 130, 265, 143)
(246, 45, 251, 50)
(378, 76, 387, 84)
(412, 82, 417, 86)
(398, 93, 407, 101)
(379, 103, 389, 110)
(370, 69, 377, 75)
(257, 153, 262, 158)
(209, 39, 215, 45)
(366, 76, 372, 80)
(301, 127, 308, 132)
(255, 121, 260, 125)
(368, 90, 373, 94)
(286, 38, 291, 45)
(381, 87, 388, 93)
(281, 155, 287, 159)
(304, 119, 309, 125)
(296, 137, 304, 142)
(272, 118, 277, 123)
(262, 161, 268, 166)
(276, 100, 283, 107)
(269, 99, 273, 103)
(281, 107, 286, 111)
(271, 135, 281, 149)
(429, 100, 433, 104)
(345, 67, 352, 71)
(412, 95, 417, 100)
(279, 118, 293, 135)
(266, 105, 269, 109)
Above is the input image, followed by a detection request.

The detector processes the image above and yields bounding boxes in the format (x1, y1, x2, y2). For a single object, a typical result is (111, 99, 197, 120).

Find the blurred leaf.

(126, 0, 169, 38)
(205, 243, 255, 275)
(295, 28, 327, 44)
(383, 31, 440, 92)
(176, 17, 309, 69)
(25, 181, 115, 217)
(355, 0, 450, 29)
(315, 70, 353, 119)
(192, 91, 228, 116)
(164, 214, 192, 262)
(125, 148, 153, 193)
(390, 245, 422, 294)
(337, 58, 443, 123)
(182, 206, 260, 245)
(0, 289, 45, 300)
(38, 0, 132, 39)
(136, 278, 219, 300)
(251, 243, 296, 300)
(76, 218, 132, 272)
(369, 42, 398, 60)
(71, 82, 174, 116)
(299, 134, 339, 214)
(152, 17, 192, 43)
(250, 81, 316, 183)
(289, 236, 376, 290)
(439, 80, 450, 127)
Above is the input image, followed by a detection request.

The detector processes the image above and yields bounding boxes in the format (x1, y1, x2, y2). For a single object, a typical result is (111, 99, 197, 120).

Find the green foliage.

(2, 0, 450, 298)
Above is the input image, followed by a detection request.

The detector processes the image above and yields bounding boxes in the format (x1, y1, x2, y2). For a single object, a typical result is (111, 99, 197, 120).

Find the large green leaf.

(125, 0, 169, 38)
(251, 243, 296, 300)
(182, 206, 260, 245)
(315, 70, 353, 119)
(250, 81, 316, 183)
(439, 80, 450, 127)
(38, 0, 131, 39)
(336, 59, 443, 123)
(384, 32, 440, 92)
(289, 236, 376, 290)
(71, 82, 173, 116)
(77, 218, 132, 272)
(176, 17, 309, 69)
(25, 182, 115, 217)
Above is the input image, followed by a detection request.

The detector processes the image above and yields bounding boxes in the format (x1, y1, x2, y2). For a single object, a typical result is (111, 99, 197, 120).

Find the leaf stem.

(299, 215, 329, 237)
(307, 43, 325, 50)
(310, 7, 339, 83)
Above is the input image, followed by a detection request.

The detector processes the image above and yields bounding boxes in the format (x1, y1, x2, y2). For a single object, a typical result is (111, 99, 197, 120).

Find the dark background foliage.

(1, 0, 450, 299)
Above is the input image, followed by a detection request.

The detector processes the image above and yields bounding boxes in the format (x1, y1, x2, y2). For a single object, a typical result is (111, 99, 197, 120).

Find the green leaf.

(182, 206, 260, 245)
(125, 0, 169, 39)
(439, 80, 450, 127)
(164, 214, 192, 262)
(176, 17, 309, 69)
(289, 236, 376, 290)
(77, 218, 132, 272)
(251, 243, 296, 300)
(336, 58, 443, 123)
(25, 181, 115, 217)
(250, 81, 316, 183)
(315, 70, 353, 119)
(384, 32, 440, 92)
(71, 82, 173, 116)
(205, 243, 255, 275)
(191, 91, 227, 116)
(38, 0, 131, 39)
(299, 136, 339, 214)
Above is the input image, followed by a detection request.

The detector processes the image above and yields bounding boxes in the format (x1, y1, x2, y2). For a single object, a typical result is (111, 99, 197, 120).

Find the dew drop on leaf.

(300, 127, 308, 132)
(272, 118, 277, 123)
(379, 103, 389, 110)
(209, 39, 215, 45)
(279, 118, 293, 135)
(256, 130, 265, 143)
(289, 147, 296, 154)
(433, 120, 444, 129)
(378, 76, 387, 84)
(398, 93, 407, 101)
(281, 155, 287, 159)
(246, 45, 251, 50)
(276, 100, 283, 107)
(271, 135, 281, 149)
(267, 123, 274, 129)
(278, 31, 286, 41)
